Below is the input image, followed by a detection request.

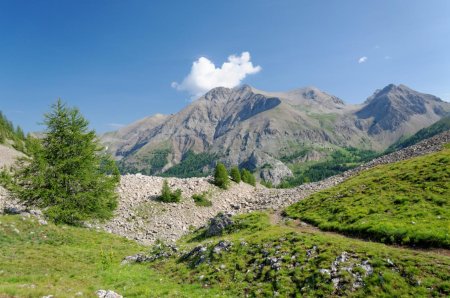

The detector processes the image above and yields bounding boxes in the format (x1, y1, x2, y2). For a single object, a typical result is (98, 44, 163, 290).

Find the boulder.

(205, 213, 233, 237)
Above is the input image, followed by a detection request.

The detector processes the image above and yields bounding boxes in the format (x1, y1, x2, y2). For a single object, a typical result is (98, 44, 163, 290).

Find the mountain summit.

(356, 84, 446, 140)
(102, 84, 450, 184)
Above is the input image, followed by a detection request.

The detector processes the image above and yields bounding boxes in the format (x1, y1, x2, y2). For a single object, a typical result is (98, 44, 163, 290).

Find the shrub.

(159, 179, 182, 203)
(214, 162, 230, 189)
(9, 100, 119, 225)
(230, 166, 241, 183)
(241, 169, 256, 186)
(192, 192, 212, 207)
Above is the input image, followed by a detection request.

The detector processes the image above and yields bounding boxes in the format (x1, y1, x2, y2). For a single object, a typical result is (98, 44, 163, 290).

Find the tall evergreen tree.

(11, 100, 119, 224)
(214, 162, 230, 189)
(230, 166, 241, 183)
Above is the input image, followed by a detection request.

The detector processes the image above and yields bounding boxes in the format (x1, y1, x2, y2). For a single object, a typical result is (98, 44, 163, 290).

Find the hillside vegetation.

(0, 215, 220, 297)
(143, 213, 450, 297)
(278, 147, 379, 188)
(285, 144, 450, 248)
(0, 111, 26, 152)
(388, 115, 450, 152)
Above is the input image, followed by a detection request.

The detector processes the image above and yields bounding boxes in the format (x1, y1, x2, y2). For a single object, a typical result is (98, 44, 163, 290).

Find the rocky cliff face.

(102, 84, 450, 184)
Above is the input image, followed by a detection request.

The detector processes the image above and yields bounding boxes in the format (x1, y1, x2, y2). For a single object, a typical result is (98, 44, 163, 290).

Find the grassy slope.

(0, 215, 221, 297)
(1, 213, 449, 297)
(150, 213, 450, 297)
(285, 144, 450, 248)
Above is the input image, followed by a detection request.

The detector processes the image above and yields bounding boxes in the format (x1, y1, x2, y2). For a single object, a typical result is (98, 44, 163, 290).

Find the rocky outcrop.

(0, 186, 26, 215)
(204, 213, 233, 237)
(242, 151, 293, 185)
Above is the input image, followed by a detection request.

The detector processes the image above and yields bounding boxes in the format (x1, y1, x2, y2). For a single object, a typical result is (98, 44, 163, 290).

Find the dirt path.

(268, 211, 450, 257)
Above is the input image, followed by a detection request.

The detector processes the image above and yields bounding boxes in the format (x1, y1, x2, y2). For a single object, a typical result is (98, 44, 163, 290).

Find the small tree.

(241, 169, 256, 186)
(10, 100, 120, 225)
(214, 162, 229, 189)
(159, 179, 182, 203)
(230, 166, 241, 183)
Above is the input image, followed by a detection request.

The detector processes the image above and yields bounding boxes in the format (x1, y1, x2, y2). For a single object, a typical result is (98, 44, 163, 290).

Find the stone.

(96, 290, 123, 298)
(38, 219, 48, 226)
(204, 213, 233, 237)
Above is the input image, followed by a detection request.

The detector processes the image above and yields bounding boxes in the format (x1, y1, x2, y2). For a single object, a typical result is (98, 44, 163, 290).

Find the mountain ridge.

(103, 84, 450, 184)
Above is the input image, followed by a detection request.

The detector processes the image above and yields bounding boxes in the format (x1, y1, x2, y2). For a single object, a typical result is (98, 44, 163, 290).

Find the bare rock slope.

(0, 144, 23, 169)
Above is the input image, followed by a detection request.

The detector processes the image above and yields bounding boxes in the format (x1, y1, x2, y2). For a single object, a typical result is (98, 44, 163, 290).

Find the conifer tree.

(214, 162, 230, 189)
(230, 166, 241, 183)
(11, 100, 119, 224)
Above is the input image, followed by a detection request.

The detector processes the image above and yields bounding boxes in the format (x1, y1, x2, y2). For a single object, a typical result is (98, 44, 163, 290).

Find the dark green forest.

(278, 147, 380, 188)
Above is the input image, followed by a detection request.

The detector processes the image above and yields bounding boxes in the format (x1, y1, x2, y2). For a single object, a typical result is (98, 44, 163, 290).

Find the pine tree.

(214, 162, 230, 189)
(230, 166, 241, 183)
(11, 100, 120, 225)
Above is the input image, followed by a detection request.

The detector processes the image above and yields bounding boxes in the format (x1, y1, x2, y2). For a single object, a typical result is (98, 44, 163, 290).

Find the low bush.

(192, 192, 212, 207)
(158, 179, 182, 203)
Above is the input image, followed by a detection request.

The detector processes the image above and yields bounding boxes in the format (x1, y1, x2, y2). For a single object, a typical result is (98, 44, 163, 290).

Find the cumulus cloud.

(358, 56, 368, 64)
(172, 51, 261, 99)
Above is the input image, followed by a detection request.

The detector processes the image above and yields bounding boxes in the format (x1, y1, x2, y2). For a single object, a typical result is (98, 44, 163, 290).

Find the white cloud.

(358, 56, 368, 64)
(172, 51, 262, 99)
(384, 55, 392, 60)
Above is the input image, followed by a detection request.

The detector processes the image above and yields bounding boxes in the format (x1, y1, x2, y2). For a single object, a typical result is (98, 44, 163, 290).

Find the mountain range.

(102, 84, 450, 184)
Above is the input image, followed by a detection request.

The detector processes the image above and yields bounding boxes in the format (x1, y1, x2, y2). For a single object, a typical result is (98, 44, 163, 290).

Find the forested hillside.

(0, 111, 26, 152)
(388, 115, 450, 152)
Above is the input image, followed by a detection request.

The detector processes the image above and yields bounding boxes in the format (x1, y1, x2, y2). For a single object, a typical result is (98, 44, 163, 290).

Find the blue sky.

(0, 0, 449, 133)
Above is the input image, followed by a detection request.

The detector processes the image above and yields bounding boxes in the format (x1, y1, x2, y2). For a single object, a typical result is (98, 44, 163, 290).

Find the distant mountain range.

(102, 84, 450, 184)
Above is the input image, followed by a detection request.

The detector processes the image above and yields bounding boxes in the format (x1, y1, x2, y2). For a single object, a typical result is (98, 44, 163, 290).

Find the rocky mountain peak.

(202, 86, 233, 101)
(366, 84, 443, 104)
(356, 84, 449, 136)
(284, 86, 345, 106)
(201, 84, 258, 103)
